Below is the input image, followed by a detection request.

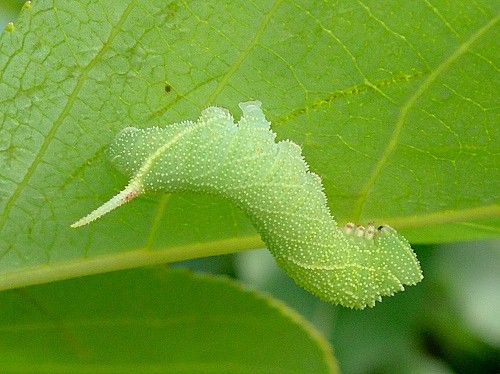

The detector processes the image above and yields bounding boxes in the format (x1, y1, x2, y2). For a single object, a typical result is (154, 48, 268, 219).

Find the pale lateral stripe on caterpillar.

(72, 101, 423, 309)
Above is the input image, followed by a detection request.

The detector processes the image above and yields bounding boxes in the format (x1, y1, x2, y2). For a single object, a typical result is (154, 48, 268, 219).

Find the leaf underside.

(0, 0, 498, 290)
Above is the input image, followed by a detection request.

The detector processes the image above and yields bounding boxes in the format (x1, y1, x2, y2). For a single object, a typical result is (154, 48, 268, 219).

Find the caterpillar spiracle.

(72, 101, 423, 309)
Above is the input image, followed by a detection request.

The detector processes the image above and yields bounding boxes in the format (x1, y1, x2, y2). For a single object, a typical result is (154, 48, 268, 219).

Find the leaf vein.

(0, 2, 138, 232)
(352, 13, 500, 221)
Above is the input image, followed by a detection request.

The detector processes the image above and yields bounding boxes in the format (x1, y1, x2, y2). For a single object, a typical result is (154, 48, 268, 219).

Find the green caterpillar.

(72, 101, 423, 309)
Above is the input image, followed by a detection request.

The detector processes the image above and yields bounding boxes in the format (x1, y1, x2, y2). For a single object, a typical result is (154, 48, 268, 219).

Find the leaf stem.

(0, 235, 264, 291)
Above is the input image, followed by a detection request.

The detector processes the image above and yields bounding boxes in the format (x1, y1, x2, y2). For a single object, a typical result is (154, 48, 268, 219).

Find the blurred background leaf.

(0, 0, 25, 30)
(0, 267, 337, 373)
(235, 241, 500, 373)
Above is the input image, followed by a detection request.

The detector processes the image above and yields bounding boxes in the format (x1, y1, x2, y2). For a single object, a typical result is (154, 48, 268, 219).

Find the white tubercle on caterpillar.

(72, 100, 423, 309)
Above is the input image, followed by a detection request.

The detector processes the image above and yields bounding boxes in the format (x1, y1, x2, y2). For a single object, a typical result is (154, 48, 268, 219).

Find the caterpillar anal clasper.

(72, 101, 423, 309)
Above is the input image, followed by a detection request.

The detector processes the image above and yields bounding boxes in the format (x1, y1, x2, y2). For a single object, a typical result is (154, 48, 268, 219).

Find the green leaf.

(0, 267, 337, 373)
(0, 0, 498, 290)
